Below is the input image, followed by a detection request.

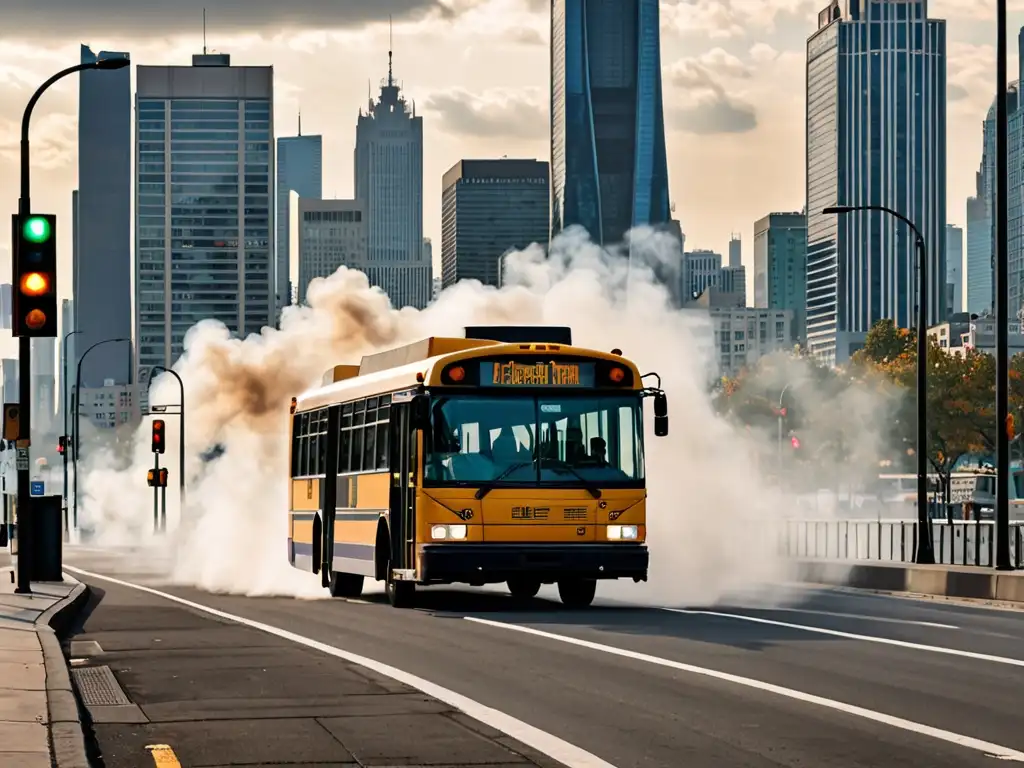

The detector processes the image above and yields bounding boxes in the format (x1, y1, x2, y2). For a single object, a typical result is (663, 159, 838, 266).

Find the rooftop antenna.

(388, 15, 394, 87)
(202, 8, 207, 54)
(298, 109, 302, 136)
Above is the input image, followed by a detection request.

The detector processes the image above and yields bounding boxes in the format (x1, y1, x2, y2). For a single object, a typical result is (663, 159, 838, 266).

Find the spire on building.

(388, 14, 394, 88)
(298, 109, 302, 136)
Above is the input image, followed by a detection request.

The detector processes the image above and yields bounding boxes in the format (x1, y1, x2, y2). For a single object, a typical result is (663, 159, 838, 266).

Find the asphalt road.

(61, 547, 1024, 768)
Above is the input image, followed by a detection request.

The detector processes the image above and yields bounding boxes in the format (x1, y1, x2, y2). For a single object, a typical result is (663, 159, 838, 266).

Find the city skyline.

(0, 1, 1017, 354)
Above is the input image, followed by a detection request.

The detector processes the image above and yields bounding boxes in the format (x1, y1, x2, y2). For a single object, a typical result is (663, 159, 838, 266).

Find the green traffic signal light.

(22, 216, 51, 243)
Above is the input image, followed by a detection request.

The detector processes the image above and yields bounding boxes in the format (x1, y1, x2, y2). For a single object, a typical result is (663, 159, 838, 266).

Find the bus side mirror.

(653, 392, 668, 437)
(411, 395, 430, 430)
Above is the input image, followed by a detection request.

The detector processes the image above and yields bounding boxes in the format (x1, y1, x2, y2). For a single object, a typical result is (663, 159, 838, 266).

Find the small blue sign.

(30, 481, 44, 496)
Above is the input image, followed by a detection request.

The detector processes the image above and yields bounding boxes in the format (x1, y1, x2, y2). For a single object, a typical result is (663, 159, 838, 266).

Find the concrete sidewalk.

(0, 565, 90, 768)
(797, 558, 1024, 603)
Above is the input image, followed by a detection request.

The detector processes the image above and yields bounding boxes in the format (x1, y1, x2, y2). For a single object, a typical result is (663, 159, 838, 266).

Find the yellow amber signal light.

(20, 272, 49, 296)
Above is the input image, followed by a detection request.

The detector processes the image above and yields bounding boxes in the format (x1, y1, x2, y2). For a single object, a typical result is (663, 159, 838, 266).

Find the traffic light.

(147, 468, 169, 487)
(1008, 413, 1016, 440)
(11, 213, 57, 337)
(57, 436, 65, 455)
(151, 419, 165, 453)
(791, 435, 801, 449)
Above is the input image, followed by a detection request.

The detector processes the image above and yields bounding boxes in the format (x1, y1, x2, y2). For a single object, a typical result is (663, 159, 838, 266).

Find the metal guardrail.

(782, 519, 1024, 569)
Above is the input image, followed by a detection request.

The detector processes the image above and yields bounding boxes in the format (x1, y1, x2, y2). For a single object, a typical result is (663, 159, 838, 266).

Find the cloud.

(0, 0, 452, 40)
(422, 86, 546, 140)
(667, 49, 758, 135)
(0, 111, 77, 170)
(946, 41, 1000, 117)
(662, 0, 815, 40)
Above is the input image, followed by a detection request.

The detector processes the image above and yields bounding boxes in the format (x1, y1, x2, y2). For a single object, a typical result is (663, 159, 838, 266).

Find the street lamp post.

(995, 0, 1013, 570)
(148, 366, 186, 507)
(61, 329, 81, 533)
(823, 204, 935, 564)
(14, 57, 129, 594)
(777, 383, 790, 476)
(72, 337, 130, 532)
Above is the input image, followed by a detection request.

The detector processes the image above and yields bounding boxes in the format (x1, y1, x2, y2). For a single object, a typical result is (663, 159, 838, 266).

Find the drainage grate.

(71, 665, 132, 707)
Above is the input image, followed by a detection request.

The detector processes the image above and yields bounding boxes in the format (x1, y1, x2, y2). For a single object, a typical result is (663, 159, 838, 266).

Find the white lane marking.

(663, 609, 1024, 667)
(745, 608, 958, 629)
(464, 616, 1024, 762)
(63, 567, 613, 768)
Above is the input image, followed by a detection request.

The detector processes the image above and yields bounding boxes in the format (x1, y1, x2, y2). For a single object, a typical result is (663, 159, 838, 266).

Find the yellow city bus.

(287, 326, 669, 608)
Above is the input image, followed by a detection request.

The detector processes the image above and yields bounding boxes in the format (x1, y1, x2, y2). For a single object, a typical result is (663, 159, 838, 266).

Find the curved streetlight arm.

(20, 59, 127, 211)
(72, 337, 130, 530)
(148, 365, 186, 501)
(823, 204, 925, 246)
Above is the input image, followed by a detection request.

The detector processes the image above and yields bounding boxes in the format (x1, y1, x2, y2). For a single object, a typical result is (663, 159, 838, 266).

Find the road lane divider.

(64, 567, 614, 768)
(664, 609, 1024, 667)
(145, 744, 181, 767)
(751, 607, 959, 629)
(464, 616, 1024, 763)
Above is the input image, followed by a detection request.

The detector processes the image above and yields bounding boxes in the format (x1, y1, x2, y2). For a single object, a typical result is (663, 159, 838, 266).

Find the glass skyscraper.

(805, 0, 947, 365)
(277, 128, 322, 315)
(135, 53, 275, 375)
(550, 0, 671, 248)
(77, 44, 131, 388)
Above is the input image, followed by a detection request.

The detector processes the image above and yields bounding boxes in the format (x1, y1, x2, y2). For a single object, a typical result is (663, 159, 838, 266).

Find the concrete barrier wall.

(795, 559, 1024, 604)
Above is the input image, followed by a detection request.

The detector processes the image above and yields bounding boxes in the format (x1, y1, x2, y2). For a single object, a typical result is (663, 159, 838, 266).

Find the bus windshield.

(423, 394, 645, 486)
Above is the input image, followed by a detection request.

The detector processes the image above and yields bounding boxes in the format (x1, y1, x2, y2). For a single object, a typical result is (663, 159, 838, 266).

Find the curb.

(36, 575, 92, 768)
(795, 559, 1024, 604)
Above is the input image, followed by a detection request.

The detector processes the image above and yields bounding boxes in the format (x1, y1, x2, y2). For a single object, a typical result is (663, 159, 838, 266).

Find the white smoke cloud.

(74, 225, 870, 606)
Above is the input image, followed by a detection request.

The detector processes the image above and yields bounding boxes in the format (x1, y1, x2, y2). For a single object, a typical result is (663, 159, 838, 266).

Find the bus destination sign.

(481, 360, 594, 387)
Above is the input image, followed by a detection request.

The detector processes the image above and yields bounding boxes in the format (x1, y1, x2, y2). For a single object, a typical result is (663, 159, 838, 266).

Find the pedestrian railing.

(782, 518, 1024, 569)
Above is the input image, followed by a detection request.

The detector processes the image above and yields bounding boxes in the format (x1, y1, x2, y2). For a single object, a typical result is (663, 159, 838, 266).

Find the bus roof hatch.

(464, 326, 572, 345)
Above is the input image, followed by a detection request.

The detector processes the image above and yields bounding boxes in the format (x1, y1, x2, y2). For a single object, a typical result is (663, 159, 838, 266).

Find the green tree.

(853, 318, 916, 367)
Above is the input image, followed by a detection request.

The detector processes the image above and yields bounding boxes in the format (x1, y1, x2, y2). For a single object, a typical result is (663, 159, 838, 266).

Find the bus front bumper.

(418, 543, 648, 584)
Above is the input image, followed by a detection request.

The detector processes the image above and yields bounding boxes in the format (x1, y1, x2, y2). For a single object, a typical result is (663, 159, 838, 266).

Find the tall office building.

(292, 198, 367, 304)
(354, 52, 430, 310)
(946, 224, 963, 316)
(77, 44, 131, 388)
(135, 53, 275, 376)
(59, 299, 76, 436)
(277, 125, 323, 316)
(728, 235, 742, 268)
(440, 159, 550, 288)
(805, 0, 947, 364)
(754, 212, 808, 342)
(966, 191, 992, 315)
(550, 0, 671, 248)
(682, 250, 722, 299)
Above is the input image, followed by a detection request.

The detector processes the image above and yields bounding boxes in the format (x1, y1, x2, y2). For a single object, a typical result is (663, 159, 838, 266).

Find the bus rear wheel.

(385, 558, 416, 608)
(507, 578, 541, 599)
(557, 578, 596, 608)
(329, 572, 364, 598)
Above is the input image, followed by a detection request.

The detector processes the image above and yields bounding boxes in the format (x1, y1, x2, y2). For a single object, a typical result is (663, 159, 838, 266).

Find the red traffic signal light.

(791, 436, 801, 449)
(12, 213, 57, 337)
(57, 436, 66, 455)
(151, 419, 166, 454)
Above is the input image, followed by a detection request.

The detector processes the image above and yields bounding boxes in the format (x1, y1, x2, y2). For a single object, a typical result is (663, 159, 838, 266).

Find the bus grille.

(563, 509, 588, 521)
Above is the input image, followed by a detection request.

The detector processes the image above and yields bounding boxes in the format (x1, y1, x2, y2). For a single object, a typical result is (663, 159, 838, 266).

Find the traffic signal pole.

(13, 58, 129, 593)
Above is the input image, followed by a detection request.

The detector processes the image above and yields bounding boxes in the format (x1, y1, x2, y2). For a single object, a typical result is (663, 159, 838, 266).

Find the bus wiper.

(540, 458, 602, 499)
(475, 460, 535, 499)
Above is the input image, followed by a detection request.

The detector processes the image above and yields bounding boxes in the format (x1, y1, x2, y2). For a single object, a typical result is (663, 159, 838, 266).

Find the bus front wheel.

(557, 578, 596, 608)
(507, 578, 541, 599)
(386, 558, 416, 608)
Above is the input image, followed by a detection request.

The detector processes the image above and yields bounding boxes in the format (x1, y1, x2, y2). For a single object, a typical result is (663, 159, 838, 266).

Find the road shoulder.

(68, 575, 564, 768)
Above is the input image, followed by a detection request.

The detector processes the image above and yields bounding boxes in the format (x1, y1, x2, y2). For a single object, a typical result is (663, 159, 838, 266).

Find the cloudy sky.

(0, 0, 1018, 328)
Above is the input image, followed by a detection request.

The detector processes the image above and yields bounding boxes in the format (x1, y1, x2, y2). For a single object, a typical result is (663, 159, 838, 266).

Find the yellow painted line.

(145, 744, 181, 767)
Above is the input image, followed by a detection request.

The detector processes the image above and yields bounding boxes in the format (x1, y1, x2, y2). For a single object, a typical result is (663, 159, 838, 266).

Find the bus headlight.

(431, 524, 468, 540)
(607, 525, 638, 540)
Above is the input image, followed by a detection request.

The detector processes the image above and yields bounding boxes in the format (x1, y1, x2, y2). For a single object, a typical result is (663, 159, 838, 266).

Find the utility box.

(20, 494, 62, 581)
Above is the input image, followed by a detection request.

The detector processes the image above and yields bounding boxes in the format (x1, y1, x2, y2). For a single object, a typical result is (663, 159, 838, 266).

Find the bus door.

(388, 401, 417, 575)
(319, 405, 341, 587)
